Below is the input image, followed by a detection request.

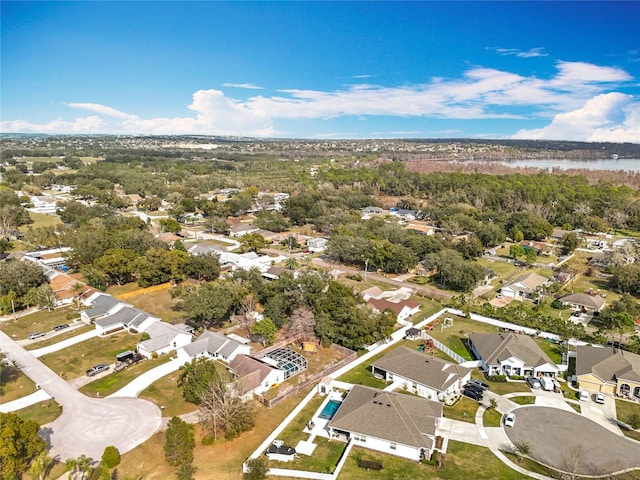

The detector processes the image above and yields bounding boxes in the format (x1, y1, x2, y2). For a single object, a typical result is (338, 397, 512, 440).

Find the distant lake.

(499, 158, 640, 172)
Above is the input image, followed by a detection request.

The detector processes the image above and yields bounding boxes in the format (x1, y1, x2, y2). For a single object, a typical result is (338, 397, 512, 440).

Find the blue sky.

(1, 1, 639, 141)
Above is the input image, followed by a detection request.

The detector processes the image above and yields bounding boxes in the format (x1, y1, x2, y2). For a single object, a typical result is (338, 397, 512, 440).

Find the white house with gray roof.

(178, 330, 250, 363)
(500, 272, 548, 300)
(327, 385, 442, 462)
(559, 292, 606, 313)
(137, 322, 194, 359)
(371, 347, 470, 401)
(94, 306, 159, 336)
(468, 332, 558, 378)
(81, 293, 130, 323)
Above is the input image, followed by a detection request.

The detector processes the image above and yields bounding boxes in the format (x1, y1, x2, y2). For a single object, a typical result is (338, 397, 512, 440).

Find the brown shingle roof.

(328, 385, 442, 449)
(230, 355, 279, 393)
(372, 346, 470, 392)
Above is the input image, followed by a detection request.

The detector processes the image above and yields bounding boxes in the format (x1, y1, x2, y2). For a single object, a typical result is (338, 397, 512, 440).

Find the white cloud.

(512, 93, 640, 142)
(221, 83, 263, 90)
(1, 61, 636, 140)
(491, 47, 548, 58)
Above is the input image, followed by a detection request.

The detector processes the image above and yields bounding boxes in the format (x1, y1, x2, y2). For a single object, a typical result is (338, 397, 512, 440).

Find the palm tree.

(284, 256, 299, 270)
(71, 283, 85, 310)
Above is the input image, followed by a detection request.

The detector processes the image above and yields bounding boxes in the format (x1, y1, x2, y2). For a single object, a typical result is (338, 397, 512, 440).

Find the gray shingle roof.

(577, 346, 640, 383)
(230, 355, 279, 393)
(328, 385, 442, 450)
(469, 333, 556, 369)
(83, 294, 122, 319)
(372, 347, 470, 392)
(94, 306, 149, 329)
(138, 322, 189, 353)
(559, 293, 606, 310)
(182, 330, 244, 359)
(503, 272, 548, 293)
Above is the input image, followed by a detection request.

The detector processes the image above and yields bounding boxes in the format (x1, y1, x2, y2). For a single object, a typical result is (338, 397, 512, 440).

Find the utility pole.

(364, 258, 369, 281)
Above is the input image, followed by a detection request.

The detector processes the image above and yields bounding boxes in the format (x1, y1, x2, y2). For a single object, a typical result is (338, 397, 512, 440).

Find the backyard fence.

(423, 333, 466, 364)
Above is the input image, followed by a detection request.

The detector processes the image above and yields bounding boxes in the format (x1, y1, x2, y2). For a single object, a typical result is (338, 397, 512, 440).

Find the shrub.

(489, 375, 507, 382)
(101, 445, 121, 469)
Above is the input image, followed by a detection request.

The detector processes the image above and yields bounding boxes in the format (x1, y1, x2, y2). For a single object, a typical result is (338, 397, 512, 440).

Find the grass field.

(38, 331, 143, 379)
(470, 371, 531, 395)
(0, 367, 37, 403)
(510, 395, 536, 405)
(118, 386, 316, 480)
(14, 399, 62, 425)
(0, 306, 81, 340)
(483, 407, 503, 427)
(106, 283, 184, 323)
(616, 398, 640, 441)
(19, 212, 62, 231)
(339, 441, 531, 480)
(24, 324, 93, 350)
(443, 396, 480, 423)
(139, 370, 197, 418)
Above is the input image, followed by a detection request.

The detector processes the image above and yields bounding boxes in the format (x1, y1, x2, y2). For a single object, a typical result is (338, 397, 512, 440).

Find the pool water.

(318, 400, 341, 420)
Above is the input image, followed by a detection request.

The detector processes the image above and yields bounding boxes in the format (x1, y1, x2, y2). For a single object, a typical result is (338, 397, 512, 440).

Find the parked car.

(595, 393, 605, 404)
(526, 376, 541, 389)
(53, 323, 70, 331)
(463, 388, 483, 401)
(28, 332, 45, 340)
(464, 382, 485, 394)
(504, 413, 516, 427)
(468, 379, 489, 391)
(86, 364, 109, 377)
(579, 390, 589, 401)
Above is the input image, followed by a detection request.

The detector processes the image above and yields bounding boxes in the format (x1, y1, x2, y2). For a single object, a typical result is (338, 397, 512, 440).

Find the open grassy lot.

(38, 331, 143, 379)
(337, 339, 454, 388)
(19, 212, 62, 231)
(443, 396, 480, 423)
(139, 370, 197, 418)
(14, 399, 62, 425)
(427, 314, 500, 361)
(339, 441, 531, 480)
(105, 283, 141, 296)
(119, 286, 184, 324)
(118, 386, 316, 480)
(0, 367, 37, 403)
(79, 354, 173, 397)
(0, 306, 81, 340)
(476, 257, 520, 281)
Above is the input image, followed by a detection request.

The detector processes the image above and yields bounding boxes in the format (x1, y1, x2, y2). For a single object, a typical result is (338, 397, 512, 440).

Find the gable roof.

(559, 293, 606, 310)
(182, 330, 246, 359)
(372, 346, 470, 392)
(137, 321, 191, 353)
(83, 294, 126, 319)
(368, 298, 419, 315)
(94, 306, 151, 329)
(328, 385, 442, 449)
(576, 346, 640, 383)
(361, 286, 383, 299)
(230, 355, 280, 393)
(503, 272, 548, 293)
(469, 333, 557, 369)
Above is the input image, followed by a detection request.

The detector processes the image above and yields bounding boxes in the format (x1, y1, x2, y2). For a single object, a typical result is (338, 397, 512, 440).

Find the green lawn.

(14, 399, 62, 426)
(275, 395, 325, 447)
(272, 438, 347, 474)
(339, 441, 533, 479)
(510, 395, 536, 405)
(443, 396, 480, 423)
(470, 372, 531, 395)
(427, 314, 500, 360)
(483, 407, 503, 427)
(616, 399, 640, 430)
(0, 367, 37, 403)
(19, 211, 62, 231)
(38, 331, 143, 379)
(139, 370, 197, 418)
(79, 354, 173, 396)
(534, 338, 563, 364)
(0, 306, 81, 340)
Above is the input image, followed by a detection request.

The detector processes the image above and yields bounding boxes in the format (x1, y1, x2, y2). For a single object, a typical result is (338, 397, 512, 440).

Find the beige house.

(559, 292, 606, 314)
(500, 272, 548, 300)
(576, 346, 640, 399)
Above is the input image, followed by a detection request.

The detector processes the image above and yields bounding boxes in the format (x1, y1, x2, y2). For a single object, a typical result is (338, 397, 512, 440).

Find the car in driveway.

(53, 323, 70, 331)
(468, 379, 489, 391)
(595, 393, 605, 404)
(463, 388, 483, 402)
(579, 390, 589, 401)
(28, 332, 45, 340)
(527, 376, 541, 389)
(86, 364, 109, 377)
(504, 412, 516, 427)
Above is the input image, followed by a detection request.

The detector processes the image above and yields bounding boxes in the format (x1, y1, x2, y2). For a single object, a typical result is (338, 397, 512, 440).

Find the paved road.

(29, 329, 100, 358)
(0, 330, 161, 461)
(504, 406, 640, 476)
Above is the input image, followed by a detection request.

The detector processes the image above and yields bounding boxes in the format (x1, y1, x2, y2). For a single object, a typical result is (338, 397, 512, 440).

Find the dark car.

(464, 382, 485, 394)
(86, 364, 109, 377)
(53, 323, 70, 331)
(463, 388, 483, 401)
(468, 379, 490, 391)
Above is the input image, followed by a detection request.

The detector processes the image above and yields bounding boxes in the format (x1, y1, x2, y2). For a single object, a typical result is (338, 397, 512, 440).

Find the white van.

(539, 377, 554, 391)
(579, 390, 589, 401)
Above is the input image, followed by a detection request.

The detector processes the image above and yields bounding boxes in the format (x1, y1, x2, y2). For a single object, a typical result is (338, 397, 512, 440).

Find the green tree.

(525, 248, 537, 265)
(178, 280, 243, 327)
(560, 232, 580, 255)
(178, 357, 220, 404)
(101, 445, 121, 469)
(94, 248, 138, 285)
(254, 211, 290, 232)
(136, 247, 188, 287)
(284, 256, 299, 270)
(0, 260, 47, 300)
(184, 253, 221, 282)
(513, 441, 532, 463)
(159, 218, 182, 234)
(244, 456, 268, 480)
(239, 233, 269, 253)
(35, 284, 56, 311)
(509, 244, 525, 260)
(251, 317, 278, 345)
(164, 417, 195, 472)
(29, 450, 51, 480)
(0, 413, 46, 480)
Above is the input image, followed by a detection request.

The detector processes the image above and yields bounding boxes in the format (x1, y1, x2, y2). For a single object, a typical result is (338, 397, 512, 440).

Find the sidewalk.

(30, 329, 100, 358)
(108, 357, 186, 398)
(0, 389, 52, 412)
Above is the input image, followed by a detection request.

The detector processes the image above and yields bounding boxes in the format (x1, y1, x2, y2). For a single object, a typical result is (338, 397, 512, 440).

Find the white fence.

(423, 333, 466, 364)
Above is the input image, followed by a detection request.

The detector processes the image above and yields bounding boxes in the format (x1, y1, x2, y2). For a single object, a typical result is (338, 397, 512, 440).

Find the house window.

(353, 433, 366, 443)
(389, 442, 396, 450)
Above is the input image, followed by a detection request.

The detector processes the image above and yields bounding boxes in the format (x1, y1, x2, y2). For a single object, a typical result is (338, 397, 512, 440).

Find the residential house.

(367, 298, 420, 324)
(558, 292, 606, 314)
(405, 224, 435, 236)
(155, 232, 182, 246)
(229, 224, 260, 237)
(230, 354, 286, 398)
(178, 330, 251, 363)
(47, 272, 91, 306)
(327, 385, 442, 462)
(262, 266, 293, 280)
(137, 322, 193, 358)
(81, 293, 130, 323)
(29, 195, 57, 214)
(306, 237, 328, 253)
(94, 306, 159, 336)
(468, 332, 559, 378)
(500, 272, 548, 300)
(360, 286, 384, 301)
(576, 346, 640, 399)
(371, 347, 471, 401)
(389, 208, 420, 221)
(360, 206, 384, 219)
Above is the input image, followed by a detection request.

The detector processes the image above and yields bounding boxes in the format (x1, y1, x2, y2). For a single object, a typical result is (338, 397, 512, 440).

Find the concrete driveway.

(579, 392, 622, 435)
(504, 406, 640, 476)
(0, 330, 161, 461)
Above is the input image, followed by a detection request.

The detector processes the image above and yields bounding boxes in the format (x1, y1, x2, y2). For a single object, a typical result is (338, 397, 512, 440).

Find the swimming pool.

(318, 400, 341, 420)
